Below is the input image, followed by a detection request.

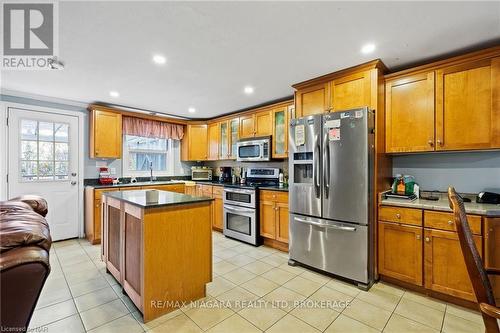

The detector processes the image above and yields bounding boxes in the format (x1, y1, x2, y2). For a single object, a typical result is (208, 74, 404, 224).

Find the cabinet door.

(92, 110, 122, 158)
(272, 107, 288, 158)
(94, 199, 102, 242)
(275, 202, 289, 244)
(485, 217, 500, 303)
(219, 121, 229, 160)
(188, 125, 208, 160)
(378, 221, 423, 286)
(386, 72, 436, 153)
(207, 123, 219, 160)
(259, 200, 276, 239)
(213, 196, 224, 230)
(184, 186, 197, 196)
(436, 58, 500, 150)
(239, 114, 255, 138)
(331, 71, 371, 112)
(255, 110, 272, 137)
(295, 83, 329, 117)
(424, 228, 482, 301)
(229, 118, 239, 159)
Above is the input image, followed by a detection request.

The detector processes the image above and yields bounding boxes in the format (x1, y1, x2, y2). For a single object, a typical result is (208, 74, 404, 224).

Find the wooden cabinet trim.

(424, 210, 482, 235)
(379, 206, 422, 226)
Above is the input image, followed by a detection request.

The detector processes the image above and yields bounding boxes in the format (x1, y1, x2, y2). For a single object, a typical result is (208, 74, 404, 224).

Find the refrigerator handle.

(324, 134, 330, 199)
(314, 134, 320, 198)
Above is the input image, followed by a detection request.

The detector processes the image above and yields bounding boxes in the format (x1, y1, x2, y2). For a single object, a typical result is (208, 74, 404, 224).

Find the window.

(123, 135, 182, 177)
(20, 119, 70, 181)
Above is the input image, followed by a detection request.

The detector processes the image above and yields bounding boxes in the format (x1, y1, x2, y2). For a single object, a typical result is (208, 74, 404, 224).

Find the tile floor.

(29, 232, 488, 333)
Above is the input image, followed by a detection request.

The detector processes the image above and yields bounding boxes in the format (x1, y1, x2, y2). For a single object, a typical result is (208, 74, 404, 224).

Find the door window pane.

(19, 119, 70, 181)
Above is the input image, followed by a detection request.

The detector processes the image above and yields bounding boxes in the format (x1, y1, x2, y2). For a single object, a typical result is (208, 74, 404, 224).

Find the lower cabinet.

(485, 217, 500, 303)
(378, 221, 423, 286)
(212, 187, 224, 231)
(259, 190, 289, 249)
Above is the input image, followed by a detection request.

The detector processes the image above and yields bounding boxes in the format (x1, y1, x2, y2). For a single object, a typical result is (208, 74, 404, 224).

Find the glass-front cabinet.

(229, 118, 239, 159)
(272, 106, 289, 158)
(219, 117, 239, 160)
(220, 121, 229, 159)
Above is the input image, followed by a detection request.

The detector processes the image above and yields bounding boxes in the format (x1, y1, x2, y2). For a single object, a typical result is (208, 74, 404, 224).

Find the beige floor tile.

(370, 282, 405, 297)
(300, 270, 331, 284)
(65, 267, 102, 286)
(238, 306, 286, 330)
(446, 304, 483, 325)
(207, 276, 237, 297)
(342, 298, 391, 331)
(120, 295, 140, 313)
(36, 276, 73, 309)
(325, 314, 380, 333)
(43, 313, 85, 333)
(325, 279, 361, 298)
(261, 267, 297, 284)
(290, 306, 339, 331)
(88, 314, 144, 333)
(402, 291, 447, 311)
(183, 302, 234, 330)
(240, 276, 279, 297)
(259, 254, 288, 267)
(394, 298, 445, 330)
(246, 249, 273, 260)
(278, 263, 306, 275)
(442, 312, 485, 333)
(267, 314, 320, 333)
(149, 313, 202, 333)
(132, 309, 182, 330)
(356, 288, 402, 311)
(216, 287, 259, 310)
(80, 299, 130, 330)
(262, 286, 306, 312)
(213, 261, 238, 275)
(212, 256, 224, 264)
(242, 260, 274, 275)
(214, 248, 239, 260)
(223, 267, 256, 285)
(29, 299, 78, 329)
(74, 286, 118, 312)
(206, 313, 260, 333)
(63, 260, 97, 275)
(384, 313, 439, 333)
(309, 286, 353, 312)
(226, 254, 257, 267)
(69, 276, 110, 297)
(283, 276, 323, 297)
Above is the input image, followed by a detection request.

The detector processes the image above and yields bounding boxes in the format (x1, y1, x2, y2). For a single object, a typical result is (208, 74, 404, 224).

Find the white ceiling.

(2, 1, 499, 118)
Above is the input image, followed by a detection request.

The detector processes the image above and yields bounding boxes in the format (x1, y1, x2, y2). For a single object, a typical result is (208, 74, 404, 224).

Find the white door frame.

(0, 101, 85, 238)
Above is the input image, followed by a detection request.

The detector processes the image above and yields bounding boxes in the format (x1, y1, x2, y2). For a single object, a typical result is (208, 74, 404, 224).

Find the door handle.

(313, 134, 320, 198)
(294, 217, 356, 232)
(324, 133, 330, 199)
(71, 172, 77, 177)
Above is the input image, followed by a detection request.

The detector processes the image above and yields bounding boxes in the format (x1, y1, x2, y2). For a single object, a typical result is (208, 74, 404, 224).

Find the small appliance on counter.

(477, 191, 500, 204)
(191, 166, 212, 181)
(219, 167, 232, 183)
(387, 174, 419, 200)
(98, 167, 113, 185)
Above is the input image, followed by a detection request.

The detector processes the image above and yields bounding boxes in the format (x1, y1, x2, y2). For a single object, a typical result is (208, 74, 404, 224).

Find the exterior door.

(8, 107, 80, 241)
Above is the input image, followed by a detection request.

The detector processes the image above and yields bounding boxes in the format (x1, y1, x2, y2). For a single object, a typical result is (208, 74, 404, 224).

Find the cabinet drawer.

(212, 186, 224, 197)
(379, 206, 422, 226)
(94, 188, 120, 201)
(260, 190, 288, 203)
(424, 211, 482, 235)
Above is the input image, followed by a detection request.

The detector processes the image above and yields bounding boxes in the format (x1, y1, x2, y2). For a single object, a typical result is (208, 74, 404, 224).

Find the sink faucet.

(149, 161, 156, 182)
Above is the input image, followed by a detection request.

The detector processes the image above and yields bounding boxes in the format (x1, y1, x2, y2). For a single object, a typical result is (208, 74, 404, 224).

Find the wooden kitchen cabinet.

(330, 70, 371, 112)
(239, 114, 255, 138)
(259, 190, 289, 248)
(378, 221, 423, 286)
(385, 72, 436, 153)
(436, 57, 500, 151)
(181, 124, 208, 161)
(254, 110, 272, 137)
(219, 117, 239, 160)
(89, 109, 122, 158)
(229, 117, 239, 159)
(272, 106, 288, 158)
(207, 122, 219, 160)
(212, 186, 224, 231)
(184, 184, 197, 196)
(485, 217, 500, 303)
(85, 187, 121, 244)
(294, 82, 329, 117)
(424, 228, 483, 301)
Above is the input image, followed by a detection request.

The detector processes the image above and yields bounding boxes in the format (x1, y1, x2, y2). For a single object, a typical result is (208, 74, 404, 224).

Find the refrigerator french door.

(288, 107, 375, 289)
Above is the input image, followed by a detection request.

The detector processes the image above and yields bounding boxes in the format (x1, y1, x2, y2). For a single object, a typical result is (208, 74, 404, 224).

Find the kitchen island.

(101, 190, 213, 322)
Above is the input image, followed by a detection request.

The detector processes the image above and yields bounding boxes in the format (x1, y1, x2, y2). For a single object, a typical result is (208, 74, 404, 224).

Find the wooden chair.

(448, 187, 500, 333)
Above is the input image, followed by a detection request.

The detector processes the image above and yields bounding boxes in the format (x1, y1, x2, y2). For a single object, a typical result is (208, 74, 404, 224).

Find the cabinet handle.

(447, 220, 453, 225)
(437, 139, 443, 146)
(425, 237, 430, 242)
(416, 235, 421, 240)
(428, 140, 434, 146)
(396, 213, 401, 219)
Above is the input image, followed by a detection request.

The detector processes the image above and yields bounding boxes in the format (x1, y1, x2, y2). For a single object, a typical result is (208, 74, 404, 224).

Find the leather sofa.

(1, 195, 52, 332)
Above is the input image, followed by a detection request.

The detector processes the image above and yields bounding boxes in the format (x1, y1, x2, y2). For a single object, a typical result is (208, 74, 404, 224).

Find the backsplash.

(392, 151, 500, 194)
(199, 160, 288, 177)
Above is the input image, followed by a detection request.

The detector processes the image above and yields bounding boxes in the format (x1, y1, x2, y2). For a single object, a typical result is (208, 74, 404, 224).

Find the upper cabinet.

(239, 109, 273, 138)
(293, 61, 384, 118)
(386, 72, 435, 153)
(239, 114, 255, 138)
(229, 117, 239, 159)
(90, 109, 122, 159)
(436, 57, 500, 151)
(207, 122, 219, 160)
(272, 106, 288, 158)
(385, 48, 500, 153)
(181, 124, 208, 161)
(219, 117, 239, 160)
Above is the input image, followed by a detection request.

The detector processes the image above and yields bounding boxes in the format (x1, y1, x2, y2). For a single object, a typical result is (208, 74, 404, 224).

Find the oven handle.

(294, 217, 356, 232)
(224, 205, 255, 214)
(223, 188, 255, 195)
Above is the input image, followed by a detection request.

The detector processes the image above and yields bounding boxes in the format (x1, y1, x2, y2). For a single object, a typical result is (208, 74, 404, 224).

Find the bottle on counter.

(396, 178, 406, 195)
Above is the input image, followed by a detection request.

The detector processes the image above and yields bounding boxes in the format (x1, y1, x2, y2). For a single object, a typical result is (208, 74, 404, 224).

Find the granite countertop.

(103, 190, 213, 208)
(380, 192, 500, 216)
(86, 180, 187, 189)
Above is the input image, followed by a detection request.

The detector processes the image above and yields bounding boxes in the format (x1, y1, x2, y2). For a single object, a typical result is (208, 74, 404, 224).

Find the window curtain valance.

(123, 116, 184, 140)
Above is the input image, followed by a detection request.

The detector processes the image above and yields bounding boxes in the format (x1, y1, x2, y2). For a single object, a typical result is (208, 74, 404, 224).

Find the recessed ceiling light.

(188, 107, 196, 113)
(244, 86, 254, 95)
(109, 91, 120, 98)
(361, 43, 376, 54)
(152, 54, 167, 65)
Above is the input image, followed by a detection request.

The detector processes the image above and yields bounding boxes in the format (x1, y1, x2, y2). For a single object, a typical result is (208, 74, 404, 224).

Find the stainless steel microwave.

(191, 168, 212, 180)
(236, 136, 271, 162)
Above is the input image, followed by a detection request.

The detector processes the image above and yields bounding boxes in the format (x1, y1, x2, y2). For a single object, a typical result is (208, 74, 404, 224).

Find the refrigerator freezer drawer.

(289, 214, 369, 283)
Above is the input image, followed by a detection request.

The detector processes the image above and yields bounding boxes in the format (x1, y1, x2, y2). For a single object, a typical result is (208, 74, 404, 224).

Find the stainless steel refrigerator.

(288, 107, 374, 289)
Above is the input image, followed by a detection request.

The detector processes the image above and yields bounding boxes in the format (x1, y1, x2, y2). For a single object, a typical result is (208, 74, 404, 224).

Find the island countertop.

(103, 189, 213, 208)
